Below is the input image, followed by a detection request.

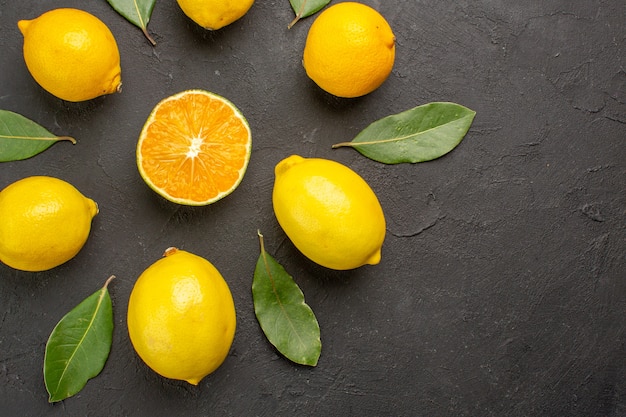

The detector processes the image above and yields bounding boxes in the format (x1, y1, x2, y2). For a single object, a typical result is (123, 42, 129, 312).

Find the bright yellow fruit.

(303, 2, 395, 98)
(0, 176, 98, 272)
(127, 248, 236, 385)
(18, 8, 121, 102)
(272, 155, 386, 270)
(176, 0, 255, 30)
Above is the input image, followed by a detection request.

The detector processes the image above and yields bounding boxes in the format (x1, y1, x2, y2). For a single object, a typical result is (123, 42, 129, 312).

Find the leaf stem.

(0, 134, 76, 144)
(143, 28, 156, 46)
(257, 230, 281, 302)
(103, 275, 116, 290)
(57, 136, 77, 144)
(287, 0, 308, 29)
(257, 230, 266, 254)
(257, 231, 274, 288)
(331, 141, 354, 149)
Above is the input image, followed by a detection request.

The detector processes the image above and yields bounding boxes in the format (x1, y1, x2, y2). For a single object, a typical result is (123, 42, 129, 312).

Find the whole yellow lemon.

(303, 2, 396, 98)
(18, 8, 121, 102)
(176, 0, 255, 30)
(127, 248, 236, 385)
(0, 176, 98, 272)
(272, 155, 386, 270)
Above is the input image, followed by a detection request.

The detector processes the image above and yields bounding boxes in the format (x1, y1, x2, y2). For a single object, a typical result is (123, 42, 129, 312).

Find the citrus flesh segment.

(137, 90, 252, 205)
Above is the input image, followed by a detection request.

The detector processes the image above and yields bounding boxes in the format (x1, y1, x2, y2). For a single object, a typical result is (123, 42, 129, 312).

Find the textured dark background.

(1, 0, 625, 416)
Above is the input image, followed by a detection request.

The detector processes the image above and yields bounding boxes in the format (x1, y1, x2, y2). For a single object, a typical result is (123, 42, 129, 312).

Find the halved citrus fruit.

(137, 89, 252, 206)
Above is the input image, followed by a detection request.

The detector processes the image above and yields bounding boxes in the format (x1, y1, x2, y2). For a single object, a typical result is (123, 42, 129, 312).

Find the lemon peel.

(273, 155, 386, 270)
(18, 8, 121, 102)
(0, 176, 98, 272)
(127, 248, 236, 385)
(176, 0, 255, 30)
(302, 2, 395, 98)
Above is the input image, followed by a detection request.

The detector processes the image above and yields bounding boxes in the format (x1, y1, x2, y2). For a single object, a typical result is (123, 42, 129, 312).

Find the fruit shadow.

(276, 235, 373, 288)
(39, 89, 117, 115)
(306, 81, 371, 114)
(174, 7, 250, 46)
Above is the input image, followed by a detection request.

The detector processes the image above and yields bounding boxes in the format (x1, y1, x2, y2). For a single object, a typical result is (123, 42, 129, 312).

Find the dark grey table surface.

(1, 1, 625, 416)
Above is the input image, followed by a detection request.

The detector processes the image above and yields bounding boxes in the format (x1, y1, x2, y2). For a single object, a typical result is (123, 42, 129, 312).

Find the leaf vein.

(350, 115, 474, 147)
(259, 235, 308, 348)
(52, 288, 107, 393)
(133, 0, 145, 27)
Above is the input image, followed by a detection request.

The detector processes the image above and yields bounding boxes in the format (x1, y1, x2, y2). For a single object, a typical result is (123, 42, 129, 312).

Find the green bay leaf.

(106, 0, 156, 45)
(252, 232, 321, 366)
(288, 0, 331, 28)
(332, 102, 477, 164)
(44, 276, 115, 403)
(0, 110, 75, 162)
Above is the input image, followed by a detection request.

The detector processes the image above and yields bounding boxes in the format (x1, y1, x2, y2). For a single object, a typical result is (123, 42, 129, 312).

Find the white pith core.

(186, 135, 204, 158)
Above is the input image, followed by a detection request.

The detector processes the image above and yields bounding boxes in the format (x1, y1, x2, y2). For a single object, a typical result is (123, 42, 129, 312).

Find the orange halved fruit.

(137, 90, 252, 206)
